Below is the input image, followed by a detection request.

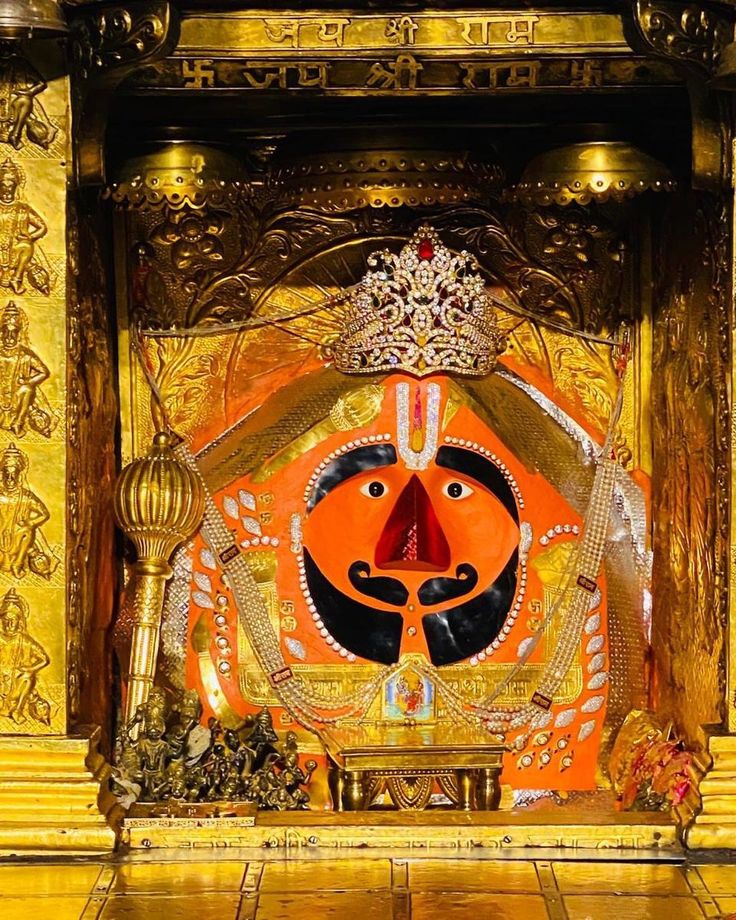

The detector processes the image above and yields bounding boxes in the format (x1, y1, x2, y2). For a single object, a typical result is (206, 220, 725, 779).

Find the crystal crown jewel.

(334, 226, 507, 378)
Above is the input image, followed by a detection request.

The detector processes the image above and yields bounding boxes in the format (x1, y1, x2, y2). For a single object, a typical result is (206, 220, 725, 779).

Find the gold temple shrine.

(5, 0, 736, 914)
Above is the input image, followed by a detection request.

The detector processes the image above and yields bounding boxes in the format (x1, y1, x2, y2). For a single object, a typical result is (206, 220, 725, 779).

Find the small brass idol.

(112, 692, 316, 812)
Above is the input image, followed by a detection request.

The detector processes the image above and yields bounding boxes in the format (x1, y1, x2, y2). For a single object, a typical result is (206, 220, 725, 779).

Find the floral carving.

(150, 208, 226, 274)
(150, 338, 220, 434)
(635, 0, 732, 71)
(71, 2, 170, 79)
(536, 210, 613, 267)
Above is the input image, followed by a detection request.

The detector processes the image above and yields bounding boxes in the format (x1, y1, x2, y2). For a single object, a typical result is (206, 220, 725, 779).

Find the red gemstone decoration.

(417, 238, 434, 261)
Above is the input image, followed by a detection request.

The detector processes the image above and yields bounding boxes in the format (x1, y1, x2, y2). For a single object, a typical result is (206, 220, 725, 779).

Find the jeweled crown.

(334, 226, 507, 378)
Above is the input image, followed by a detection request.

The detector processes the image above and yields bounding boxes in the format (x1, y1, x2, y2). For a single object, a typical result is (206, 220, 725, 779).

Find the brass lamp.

(114, 432, 205, 724)
(511, 142, 675, 207)
(0, 0, 68, 38)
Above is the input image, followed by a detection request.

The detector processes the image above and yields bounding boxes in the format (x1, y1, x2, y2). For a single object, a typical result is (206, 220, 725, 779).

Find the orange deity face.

(300, 377, 521, 666)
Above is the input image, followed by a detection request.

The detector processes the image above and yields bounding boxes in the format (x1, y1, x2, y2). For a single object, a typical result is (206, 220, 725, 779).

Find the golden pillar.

(685, 134, 736, 848)
(0, 9, 121, 852)
(0, 1, 176, 852)
(114, 432, 204, 724)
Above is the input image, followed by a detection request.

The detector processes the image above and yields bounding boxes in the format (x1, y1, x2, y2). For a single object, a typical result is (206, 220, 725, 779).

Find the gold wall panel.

(0, 45, 70, 736)
(67, 198, 118, 738)
(651, 192, 729, 743)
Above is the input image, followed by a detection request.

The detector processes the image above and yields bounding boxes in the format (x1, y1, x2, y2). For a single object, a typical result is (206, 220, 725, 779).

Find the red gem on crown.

(417, 238, 434, 262)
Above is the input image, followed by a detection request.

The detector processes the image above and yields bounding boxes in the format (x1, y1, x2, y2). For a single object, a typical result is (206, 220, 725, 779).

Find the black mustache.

(422, 550, 519, 666)
(348, 561, 479, 607)
(417, 564, 479, 605)
(349, 561, 409, 606)
(304, 550, 403, 665)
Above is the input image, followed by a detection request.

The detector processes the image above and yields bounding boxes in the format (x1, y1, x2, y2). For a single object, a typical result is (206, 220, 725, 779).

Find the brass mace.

(114, 433, 205, 725)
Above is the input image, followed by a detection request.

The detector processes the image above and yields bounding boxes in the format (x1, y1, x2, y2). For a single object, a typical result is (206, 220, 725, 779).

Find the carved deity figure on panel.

(130, 241, 169, 325)
(0, 301, 54, 437)
(0, 587, 50, 724)
(0, 443, 56, 579)
(0, 158, 50, 296)
(0, 44, 57, 151)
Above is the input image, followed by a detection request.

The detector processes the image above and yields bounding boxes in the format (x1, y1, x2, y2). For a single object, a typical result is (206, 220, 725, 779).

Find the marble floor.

(1, 853, 736, 919)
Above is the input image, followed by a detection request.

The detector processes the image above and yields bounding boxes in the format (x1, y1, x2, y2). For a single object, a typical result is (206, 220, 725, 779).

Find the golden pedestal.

(683, 728, 736, 849)
(120, 807, 679, 851)
(322, 724, 506, 812)
(0, 728, 117, 854)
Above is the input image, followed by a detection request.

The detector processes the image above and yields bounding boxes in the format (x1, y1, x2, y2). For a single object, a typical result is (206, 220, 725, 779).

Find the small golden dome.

(106, 143, 245, 211)
(511, 142, 676, 207)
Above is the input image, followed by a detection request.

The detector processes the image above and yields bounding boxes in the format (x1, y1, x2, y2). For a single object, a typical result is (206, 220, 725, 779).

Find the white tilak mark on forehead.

(396, 381, 441, 471)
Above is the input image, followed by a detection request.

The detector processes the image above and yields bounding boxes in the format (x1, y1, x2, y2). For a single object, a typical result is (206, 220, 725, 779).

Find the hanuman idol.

(0, 300, 54, 437)
(0, 158, 50, 297)
(149, 226, 646, 798)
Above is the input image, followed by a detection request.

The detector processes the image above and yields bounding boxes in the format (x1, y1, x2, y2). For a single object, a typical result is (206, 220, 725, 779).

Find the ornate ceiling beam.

(68, 0, 179, 184)
(632, 0, 735, 189)
(634, 0, 732, 72)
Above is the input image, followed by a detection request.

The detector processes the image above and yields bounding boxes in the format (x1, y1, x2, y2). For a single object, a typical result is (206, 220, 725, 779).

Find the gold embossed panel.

(0, 43, 70, 736)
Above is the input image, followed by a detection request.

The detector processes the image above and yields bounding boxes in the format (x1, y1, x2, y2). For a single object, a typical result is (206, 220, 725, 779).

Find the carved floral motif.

(150, 207, 226, 274)
(635, 0, 732, 71)
(71, 2, 170, 79)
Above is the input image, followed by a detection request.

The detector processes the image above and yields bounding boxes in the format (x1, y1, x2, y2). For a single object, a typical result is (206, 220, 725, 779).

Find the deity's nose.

(375, 474, 450, 571)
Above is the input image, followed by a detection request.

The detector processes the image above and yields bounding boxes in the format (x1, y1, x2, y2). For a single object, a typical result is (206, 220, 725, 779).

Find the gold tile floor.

(1, 856, 736, 919)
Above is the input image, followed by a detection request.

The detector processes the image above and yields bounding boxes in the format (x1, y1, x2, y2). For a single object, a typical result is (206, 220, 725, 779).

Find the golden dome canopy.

(114, 432, 205, 566)
(512, 142, 676, 207)
(106, 143, 245, 211)
(271, 145, 504, 212)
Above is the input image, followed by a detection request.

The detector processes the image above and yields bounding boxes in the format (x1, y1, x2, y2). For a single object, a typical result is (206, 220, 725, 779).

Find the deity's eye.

(444, 480, 473, 500)
(360, 480, 387, 498)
